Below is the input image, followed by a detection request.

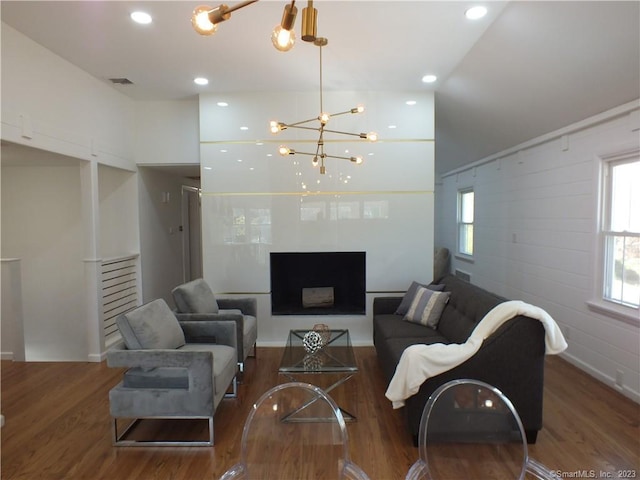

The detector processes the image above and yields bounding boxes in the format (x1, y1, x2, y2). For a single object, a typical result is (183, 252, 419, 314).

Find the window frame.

(456, 187, 475, 260)
(588, 149, 640, 325)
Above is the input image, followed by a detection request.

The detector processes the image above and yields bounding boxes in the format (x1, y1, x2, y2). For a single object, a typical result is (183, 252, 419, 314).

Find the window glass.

(603, 159, 640, 309)
(458, 189, 474, 256)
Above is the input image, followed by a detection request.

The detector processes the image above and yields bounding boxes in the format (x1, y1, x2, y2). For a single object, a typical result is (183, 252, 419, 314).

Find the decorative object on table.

(313, 323, 331, 345)
(302, 330, 324, 354)
(303, 352, 324, 371)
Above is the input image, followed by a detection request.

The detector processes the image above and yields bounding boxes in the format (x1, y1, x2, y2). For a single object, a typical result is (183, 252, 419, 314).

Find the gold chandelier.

(192, 0, 377, 174)
(269, 38, 377, 175)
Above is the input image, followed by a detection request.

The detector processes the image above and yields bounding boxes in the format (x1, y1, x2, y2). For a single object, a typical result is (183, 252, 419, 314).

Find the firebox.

(270, 252, 366, 315)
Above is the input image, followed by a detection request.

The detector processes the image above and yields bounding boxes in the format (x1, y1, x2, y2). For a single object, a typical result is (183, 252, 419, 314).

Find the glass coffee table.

(279, 329, 358, 421)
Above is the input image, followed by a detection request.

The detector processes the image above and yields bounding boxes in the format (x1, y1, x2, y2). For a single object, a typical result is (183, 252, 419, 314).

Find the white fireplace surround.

(199, 91, 435, 345)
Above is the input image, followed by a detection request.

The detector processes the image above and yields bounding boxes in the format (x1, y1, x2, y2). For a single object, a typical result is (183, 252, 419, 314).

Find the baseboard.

(0, 352, 14, 360)
(87, 353, 105, 363)
(560, 352, 640, 404)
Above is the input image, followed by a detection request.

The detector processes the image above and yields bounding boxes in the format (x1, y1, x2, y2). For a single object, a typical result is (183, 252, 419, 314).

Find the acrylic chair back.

(219, 382, 370, 480)
(406, 379, 531, 480)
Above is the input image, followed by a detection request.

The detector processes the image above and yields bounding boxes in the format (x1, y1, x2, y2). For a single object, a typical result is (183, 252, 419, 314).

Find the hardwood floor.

(1, 348, 638, 479)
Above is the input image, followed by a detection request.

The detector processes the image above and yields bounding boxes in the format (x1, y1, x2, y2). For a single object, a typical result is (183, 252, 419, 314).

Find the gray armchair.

(172, 278, 258, 374)
(107, 298, 238, 446)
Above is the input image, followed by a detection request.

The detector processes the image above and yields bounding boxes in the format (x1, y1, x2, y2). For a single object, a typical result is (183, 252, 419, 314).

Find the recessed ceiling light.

(388, 125, 397, 129)
(465, 6, 488, 20)
(217, 101, 228, 107)
(130, 11, 152, 24)
(237, 159, 243, 162)
(220, 149, 228, 153)
(422, 74, 437, 84)
(240, 126, 249, 131)
(406, 100, 417, 106)
(194, 77, 208, 86)
(204, 166, 213, 171)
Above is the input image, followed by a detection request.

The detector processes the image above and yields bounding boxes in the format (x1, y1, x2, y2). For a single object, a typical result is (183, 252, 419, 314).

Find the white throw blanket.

(385, 300, 568, 409)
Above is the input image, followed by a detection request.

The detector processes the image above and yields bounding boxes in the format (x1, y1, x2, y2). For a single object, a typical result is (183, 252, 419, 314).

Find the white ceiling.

(1, 1, 639, 176)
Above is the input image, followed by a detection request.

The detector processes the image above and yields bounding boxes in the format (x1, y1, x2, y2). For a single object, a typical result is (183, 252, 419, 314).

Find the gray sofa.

(373, 274, 546, 445)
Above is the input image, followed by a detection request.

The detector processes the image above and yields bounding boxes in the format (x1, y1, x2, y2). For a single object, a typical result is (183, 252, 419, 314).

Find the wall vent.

(109, 78, 134, 85)
(455, 269, 471, 282)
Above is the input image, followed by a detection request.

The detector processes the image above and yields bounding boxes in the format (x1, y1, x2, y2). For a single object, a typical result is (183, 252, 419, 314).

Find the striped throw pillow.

(403, 286, 450, 329)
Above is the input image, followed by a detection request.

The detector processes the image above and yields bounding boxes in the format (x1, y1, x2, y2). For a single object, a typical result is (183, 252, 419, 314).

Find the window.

(602, 157, 640, 309)
(458, 189, 474, 256)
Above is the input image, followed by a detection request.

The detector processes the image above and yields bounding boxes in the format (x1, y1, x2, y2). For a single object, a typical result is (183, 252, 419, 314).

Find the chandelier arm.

(225, 0, 260, 15)
(322, 129, 364, 137)
(285, 124, 321, 132)
(284, 118, 320, 128)
(323, 154, 355, 161)
(329, 110, 356, 117)
(288, 150, 320, 157)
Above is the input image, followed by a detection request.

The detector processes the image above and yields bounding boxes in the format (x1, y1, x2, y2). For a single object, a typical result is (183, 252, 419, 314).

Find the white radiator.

(101, 255, 139, 344)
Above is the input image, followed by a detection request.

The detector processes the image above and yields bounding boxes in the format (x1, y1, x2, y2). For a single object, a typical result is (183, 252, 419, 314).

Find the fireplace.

(270, 252, 366, 315)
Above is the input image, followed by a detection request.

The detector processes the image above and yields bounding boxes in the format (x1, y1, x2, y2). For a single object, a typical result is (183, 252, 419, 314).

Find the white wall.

(1, 23, 135, 170)
(1, 23, 139, 361)
(199, 91, 435, 346)
(1, 162, 87, 361)
(99, 164, 139, 259)
(134, 100, 200, 166)
(436, 101, 640, 402)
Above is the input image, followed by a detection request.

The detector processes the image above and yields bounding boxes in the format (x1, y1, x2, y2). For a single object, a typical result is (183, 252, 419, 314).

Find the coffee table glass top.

(279, 329, 357, 373)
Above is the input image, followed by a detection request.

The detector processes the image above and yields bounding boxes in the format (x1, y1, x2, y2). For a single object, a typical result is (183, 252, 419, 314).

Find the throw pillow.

(395, 281, 446, 315)
(117, 299, 186, 350)
(404, 286, 450, 329)
(172, 278, 219, 314)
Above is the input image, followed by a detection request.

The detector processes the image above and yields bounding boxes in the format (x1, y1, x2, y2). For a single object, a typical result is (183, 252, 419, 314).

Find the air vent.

(455, 269, 471, 282)
(109, 78, 134, 85)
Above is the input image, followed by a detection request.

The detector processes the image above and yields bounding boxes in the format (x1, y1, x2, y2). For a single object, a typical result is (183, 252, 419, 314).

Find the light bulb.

(319, 112, 330, 124)
(192, 5, 218, 35)
(367, 132, 378, 142)
(312, 156, 319, 166)
(272, 25, 295, 52)
(279, 145, 293, 156)
(351, 156, 363, 165)
(270, 121, 280, 134)
(355, 105, 365, 113)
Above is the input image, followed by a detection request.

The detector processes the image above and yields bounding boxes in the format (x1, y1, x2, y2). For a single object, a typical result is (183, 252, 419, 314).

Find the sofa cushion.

(374, 314, 441, 341)
(117, 299, 186, 350)
(395, 281, 446, 316)
(404, 287, 450, 328)
(172, 278, 219, 314)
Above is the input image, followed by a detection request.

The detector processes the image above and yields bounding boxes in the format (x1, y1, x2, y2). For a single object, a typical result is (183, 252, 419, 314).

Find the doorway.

(181, 185, 202, 282)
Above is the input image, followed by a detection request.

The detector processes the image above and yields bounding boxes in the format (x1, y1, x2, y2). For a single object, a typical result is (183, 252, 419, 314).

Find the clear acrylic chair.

(219, 382, 370, 480)
(405, 379, 558, 480)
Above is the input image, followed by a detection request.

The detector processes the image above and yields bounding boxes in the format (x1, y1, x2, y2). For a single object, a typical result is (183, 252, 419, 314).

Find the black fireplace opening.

(270, 252, 366, 315)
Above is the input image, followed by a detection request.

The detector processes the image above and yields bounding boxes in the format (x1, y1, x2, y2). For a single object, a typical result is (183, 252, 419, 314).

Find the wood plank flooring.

(1, 348, 638, 479)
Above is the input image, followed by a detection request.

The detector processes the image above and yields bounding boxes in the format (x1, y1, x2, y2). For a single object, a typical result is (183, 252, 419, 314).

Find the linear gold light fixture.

(192, 0, 323, 52)
(269, 37, 377, 175)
